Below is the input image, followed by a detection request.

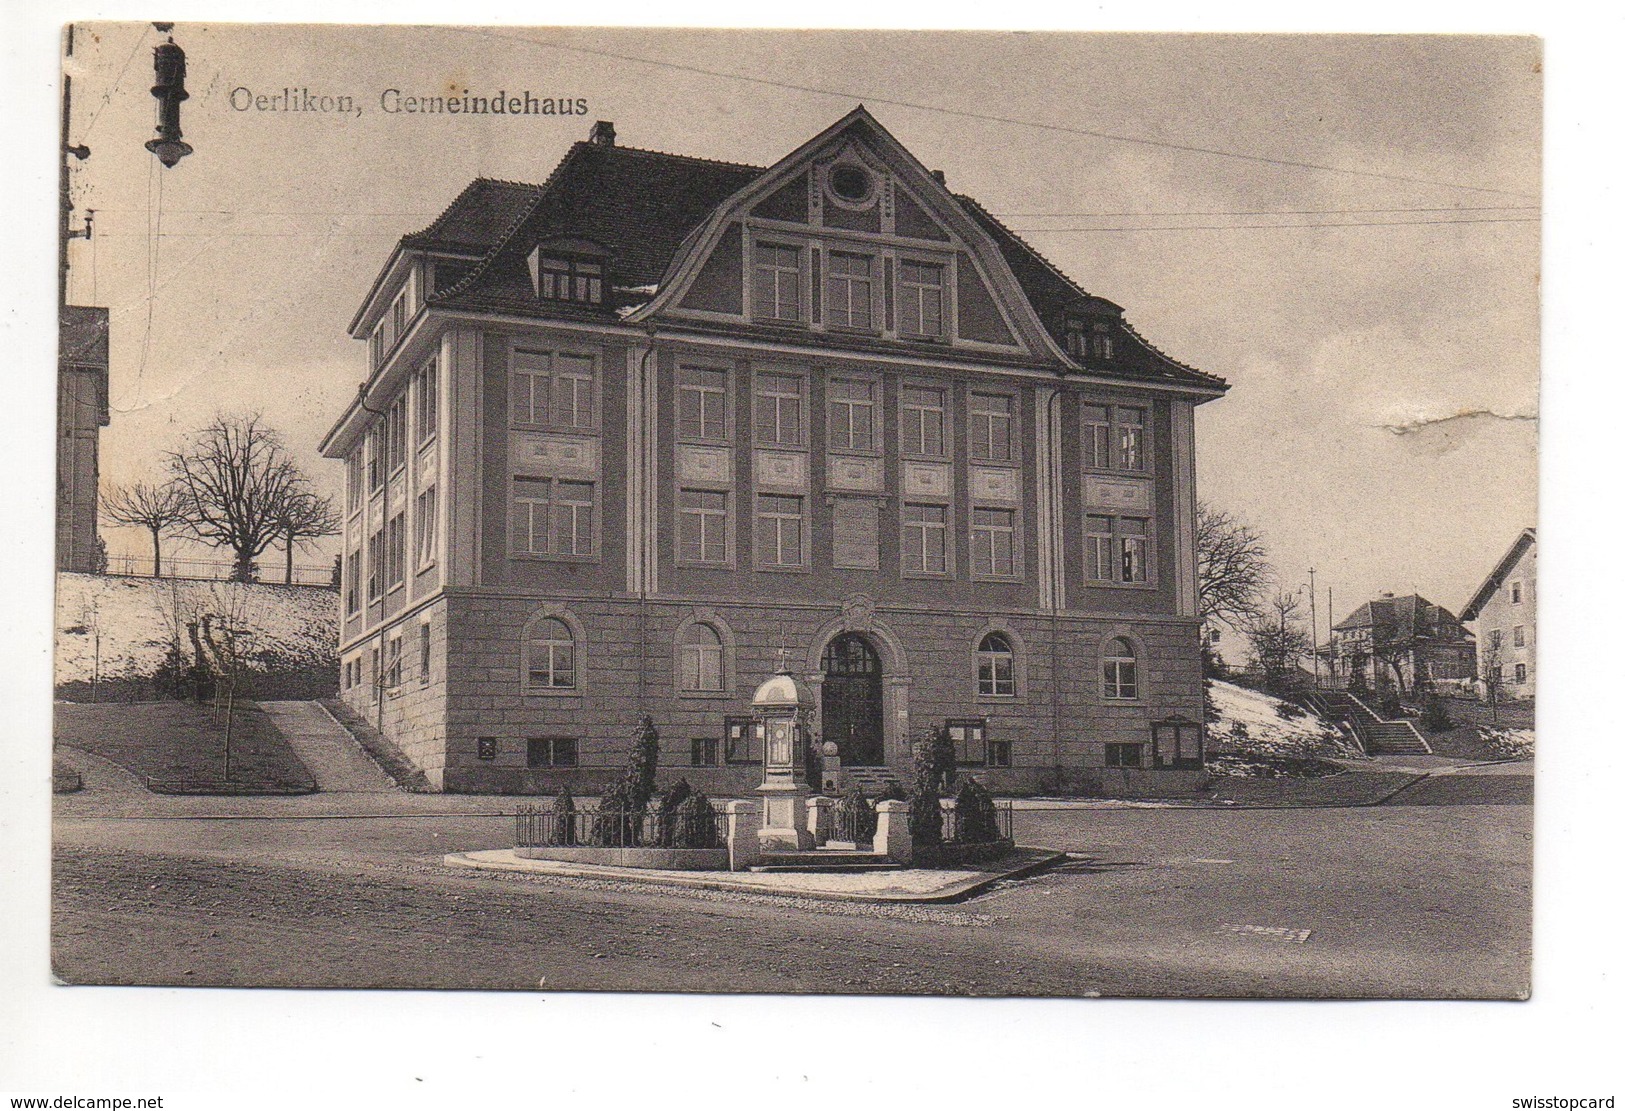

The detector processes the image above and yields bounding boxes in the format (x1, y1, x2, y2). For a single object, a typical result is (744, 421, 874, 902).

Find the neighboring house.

(1321, 593, 1476, 695)
(58, 305, 110, 573)
(1459, 528, 1536, 702)
(319, 109, 1228, 794)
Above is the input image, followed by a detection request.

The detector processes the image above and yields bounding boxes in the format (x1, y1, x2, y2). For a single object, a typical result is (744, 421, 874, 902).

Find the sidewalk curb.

(443, 847, 1069, 904)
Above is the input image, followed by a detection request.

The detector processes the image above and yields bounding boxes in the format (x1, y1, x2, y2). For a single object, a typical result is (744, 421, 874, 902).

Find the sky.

(60, 25, 1540, 630)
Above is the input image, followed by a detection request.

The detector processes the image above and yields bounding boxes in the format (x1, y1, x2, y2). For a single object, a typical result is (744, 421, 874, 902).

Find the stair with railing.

(1306, 690, 1432, 756)
(843, 765, 905, 797)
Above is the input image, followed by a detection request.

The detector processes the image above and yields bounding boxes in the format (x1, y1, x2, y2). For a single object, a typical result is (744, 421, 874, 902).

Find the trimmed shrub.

(554, 784, 578, 846)
(953, 776, 1002, 843)
(908, 737, 943, 846)
(669, 791, 720, 849)
(625, 714, 661, 811)
(876, 781, 909, 803)
(590, 780, 642, 846)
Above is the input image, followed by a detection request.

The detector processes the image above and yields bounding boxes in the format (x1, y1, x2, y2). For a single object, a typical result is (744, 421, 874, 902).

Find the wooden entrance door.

(821, 633, 885, 765)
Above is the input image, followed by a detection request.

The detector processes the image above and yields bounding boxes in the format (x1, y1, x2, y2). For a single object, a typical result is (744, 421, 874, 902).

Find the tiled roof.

(1459, 528, 1537, 621)
(1334, 594, 1468, 640)
(410, 135, 1225, 390)
(403, 179, 545, 254)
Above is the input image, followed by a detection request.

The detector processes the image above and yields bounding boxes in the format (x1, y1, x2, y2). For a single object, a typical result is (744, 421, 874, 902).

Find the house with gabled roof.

(1459, 528, 1536, 702)
(1322, 592, 1477, 696)
(319, 108, 1228, 794)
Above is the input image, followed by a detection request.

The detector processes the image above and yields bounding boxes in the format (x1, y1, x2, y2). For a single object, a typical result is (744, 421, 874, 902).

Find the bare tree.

(101, 480, 189, 576)
(1242, 590, 1314, 694)
(273, 488, 341, 585)
(167, 413, 305, 582)
(1197, 501, 1273, 631)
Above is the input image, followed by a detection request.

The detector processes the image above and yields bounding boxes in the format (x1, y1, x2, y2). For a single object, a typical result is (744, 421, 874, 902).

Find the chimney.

(1380, 591, 1395, 599)
(589, 120, 616, 147)
(929, 169, 946, 186)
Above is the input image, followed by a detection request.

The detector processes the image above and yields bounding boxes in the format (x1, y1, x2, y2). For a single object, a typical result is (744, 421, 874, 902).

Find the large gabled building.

(1322, 592, 1477, 695)
(319, 109, 1228, 794)
(1459, 528, 1536, 702)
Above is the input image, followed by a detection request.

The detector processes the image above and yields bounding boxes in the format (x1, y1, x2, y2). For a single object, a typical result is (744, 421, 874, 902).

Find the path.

(259, 700, 398, 793)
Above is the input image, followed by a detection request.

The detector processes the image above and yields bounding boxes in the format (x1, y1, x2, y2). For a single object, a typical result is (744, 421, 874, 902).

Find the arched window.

(679, 623, 725, 693)
(1103, 637, 1138, 700)
(976, 632, 1017, 697)
(527, 617, 576, 690)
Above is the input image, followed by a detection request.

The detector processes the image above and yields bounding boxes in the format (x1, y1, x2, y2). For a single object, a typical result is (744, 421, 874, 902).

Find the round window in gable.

(828, 163, 874, 205)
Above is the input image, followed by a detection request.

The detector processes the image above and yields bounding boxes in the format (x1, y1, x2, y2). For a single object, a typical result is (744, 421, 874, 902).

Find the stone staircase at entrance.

(751, 849, 899, 874)
(843, 765, 905, 797)
(1307, 690, 1433, 756)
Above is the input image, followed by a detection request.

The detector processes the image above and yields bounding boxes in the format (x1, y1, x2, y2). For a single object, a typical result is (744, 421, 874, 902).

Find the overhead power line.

(449, 27, 1537, 202)
(1010, 216, 1541, 233)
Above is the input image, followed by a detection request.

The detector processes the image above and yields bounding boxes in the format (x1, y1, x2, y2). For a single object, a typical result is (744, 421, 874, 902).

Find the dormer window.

(537, 256, 603, 304)
(1067, 319, 1115, 361)
(528, 240, 608, 306)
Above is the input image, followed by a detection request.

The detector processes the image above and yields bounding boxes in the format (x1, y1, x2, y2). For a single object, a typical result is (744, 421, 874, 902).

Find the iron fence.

(941, 798, 1014, 844)
(105, 555, 338, 587)
(515, 804, 727, 850)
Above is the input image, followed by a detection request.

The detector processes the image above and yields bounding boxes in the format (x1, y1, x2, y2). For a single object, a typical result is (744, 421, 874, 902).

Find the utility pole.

(1308, 566, 1320, 689)
(60, 25, 94, 307)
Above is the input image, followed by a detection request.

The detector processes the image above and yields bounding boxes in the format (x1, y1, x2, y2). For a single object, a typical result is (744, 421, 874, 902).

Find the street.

(51, 767, 1531, 999)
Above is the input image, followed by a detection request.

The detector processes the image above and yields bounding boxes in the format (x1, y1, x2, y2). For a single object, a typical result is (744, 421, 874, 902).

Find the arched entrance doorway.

(821, 633, 885, 765)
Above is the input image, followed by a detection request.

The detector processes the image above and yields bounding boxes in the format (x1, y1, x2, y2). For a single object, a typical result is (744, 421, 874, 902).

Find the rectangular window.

(1512, 625, 1526, 648)
(345, 548, 361, 614)
(971, 507, 1017, 577)
(385, 396, 407, 475)
(385, 511, 406, 589)
(415, 486, 437, 568)
(755, 494, 805, 567)
(828, 378, 877, 452)
(538, 257, 603, 304)
(947, 719, 988, 766)
(824, 251, 874, 329)
(415, 359, 438, 446)
(1511, 581, 1523, 604)
(512, 478, 597, 557)
(898, 261, 944, 338)
(969, 392, 1014, 462)
(366, 529, 383, 600)
(903, 502, 949, 575)
(1082, 404, 1112, 470)
(690, 737, 720, 767)
(526, 737, 578, 768)
(1104, 659, 1139, 701)
(511, 348, 595, 430)
(1104, 742, 1143, 769)
(988, 740, 1012, 768)
(678, 366, 729, 442)
(418, 622, 431, 685)
(832, 496, 880, 570)
(1489, 629, 1504, 649)
(1087, 514, 1152, 584)
(901, 385, 947, 457)
(385, 632, 403, 688)
(724, 715, 760, 764)
(753, 372, 804, 446)
(678, 488, 729, 564)
(753, 243, 802, 322)
(346, 452, 363, 514)
(1082, 404, 1147, 472)
(366, 427, 382, 492)
(1514, 663, 1527, 683)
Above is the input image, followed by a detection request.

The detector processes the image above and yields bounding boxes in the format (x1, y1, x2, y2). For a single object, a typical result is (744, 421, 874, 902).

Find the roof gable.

(629, 106, 1063, 361)
(1460, 528, 1537, 620)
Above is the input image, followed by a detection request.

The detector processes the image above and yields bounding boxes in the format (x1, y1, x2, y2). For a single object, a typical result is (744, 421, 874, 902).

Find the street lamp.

(145, 35, 193, 168)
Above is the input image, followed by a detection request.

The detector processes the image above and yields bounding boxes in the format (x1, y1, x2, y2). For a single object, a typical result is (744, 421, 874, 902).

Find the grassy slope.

(54, 701, 316, 793)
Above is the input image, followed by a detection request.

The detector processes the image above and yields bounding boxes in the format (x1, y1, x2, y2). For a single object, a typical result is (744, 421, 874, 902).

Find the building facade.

(320, 110, 1228, 794)
(58, 305, 110, 573)
(1459, 528, 1536, 702)
(1322, 592, 1477, 695)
